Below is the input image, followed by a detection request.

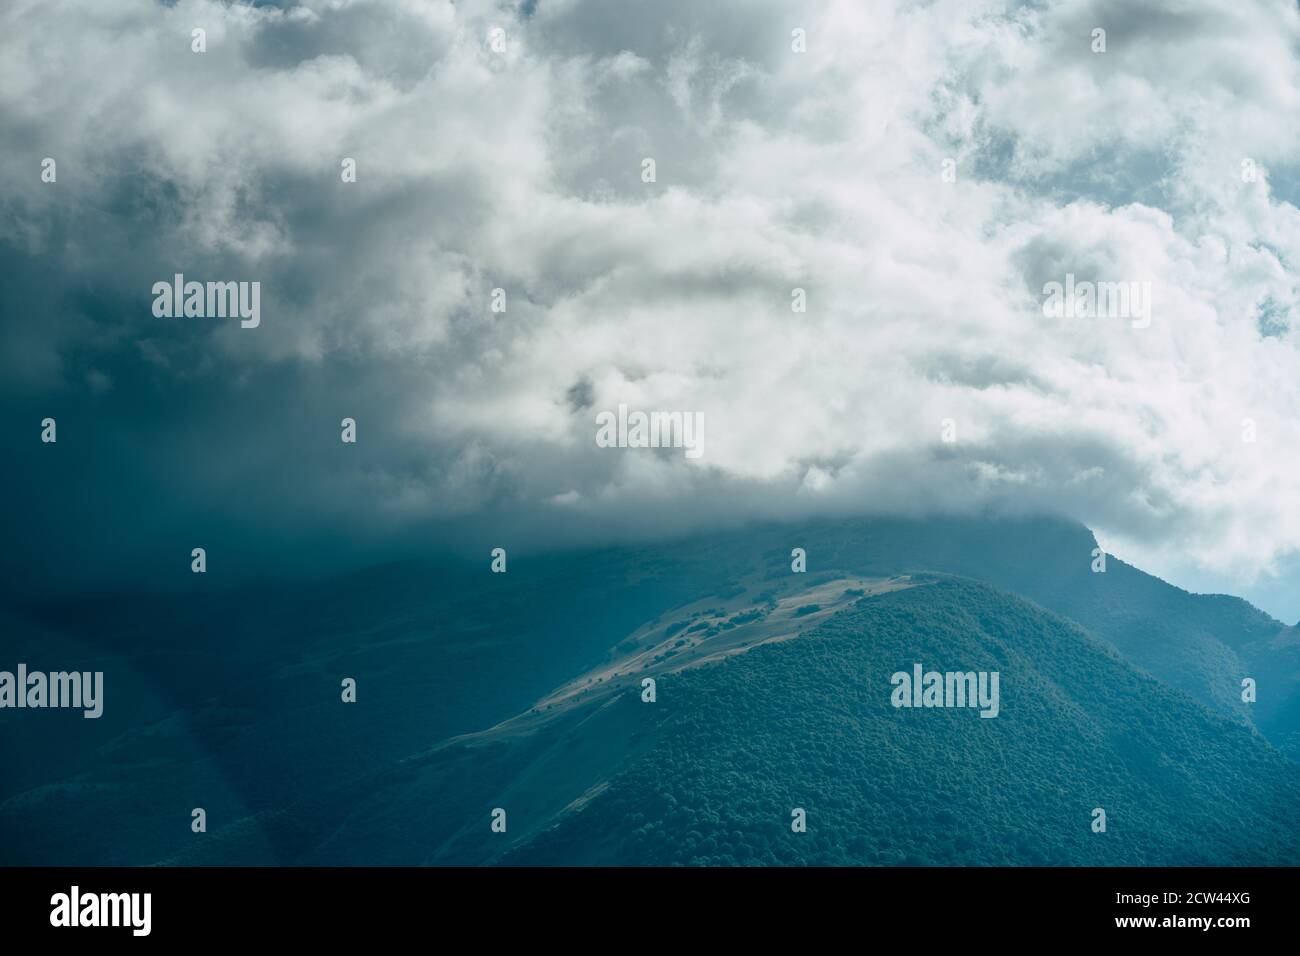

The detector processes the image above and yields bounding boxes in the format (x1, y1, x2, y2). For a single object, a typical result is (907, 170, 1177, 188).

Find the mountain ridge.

(3, 514, 1297, 865)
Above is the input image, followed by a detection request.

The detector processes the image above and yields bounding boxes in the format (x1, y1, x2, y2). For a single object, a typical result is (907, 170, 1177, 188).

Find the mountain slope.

(162, 574, 1300, 866)
(499, 576, 1300, 866)
(4, 515, 1297, 865)
(632, 515, 1300, 758)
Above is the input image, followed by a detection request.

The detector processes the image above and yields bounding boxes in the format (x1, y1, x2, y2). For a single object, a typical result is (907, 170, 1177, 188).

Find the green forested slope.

(499, 576, 1300, 866)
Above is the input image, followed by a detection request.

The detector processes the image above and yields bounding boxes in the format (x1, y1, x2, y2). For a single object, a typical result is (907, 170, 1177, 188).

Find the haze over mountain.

(5, 0, 1300, 623)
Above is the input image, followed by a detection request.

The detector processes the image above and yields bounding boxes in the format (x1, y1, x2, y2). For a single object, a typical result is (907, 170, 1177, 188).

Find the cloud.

(2, 0, 1300, 607)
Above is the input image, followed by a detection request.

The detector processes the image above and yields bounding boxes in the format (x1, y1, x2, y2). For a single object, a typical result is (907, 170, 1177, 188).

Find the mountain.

(783, 516, 1300, 760)
(1, 515, 1297, 865)
(154, 573, 1300, 866)
(504, 575, 1300, 865)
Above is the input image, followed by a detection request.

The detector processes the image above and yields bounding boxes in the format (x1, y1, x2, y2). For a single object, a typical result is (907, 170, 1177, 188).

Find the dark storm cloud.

(1, 0, 1299, 615)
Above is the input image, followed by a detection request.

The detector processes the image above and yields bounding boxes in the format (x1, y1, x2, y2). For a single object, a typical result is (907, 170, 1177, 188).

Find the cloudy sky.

(2, 0, 1300, 619)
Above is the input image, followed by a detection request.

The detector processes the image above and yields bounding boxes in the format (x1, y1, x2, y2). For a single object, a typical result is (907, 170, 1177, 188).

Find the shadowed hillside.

(2, 516, 1297, 865)
(158, 575, 1300, 866)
